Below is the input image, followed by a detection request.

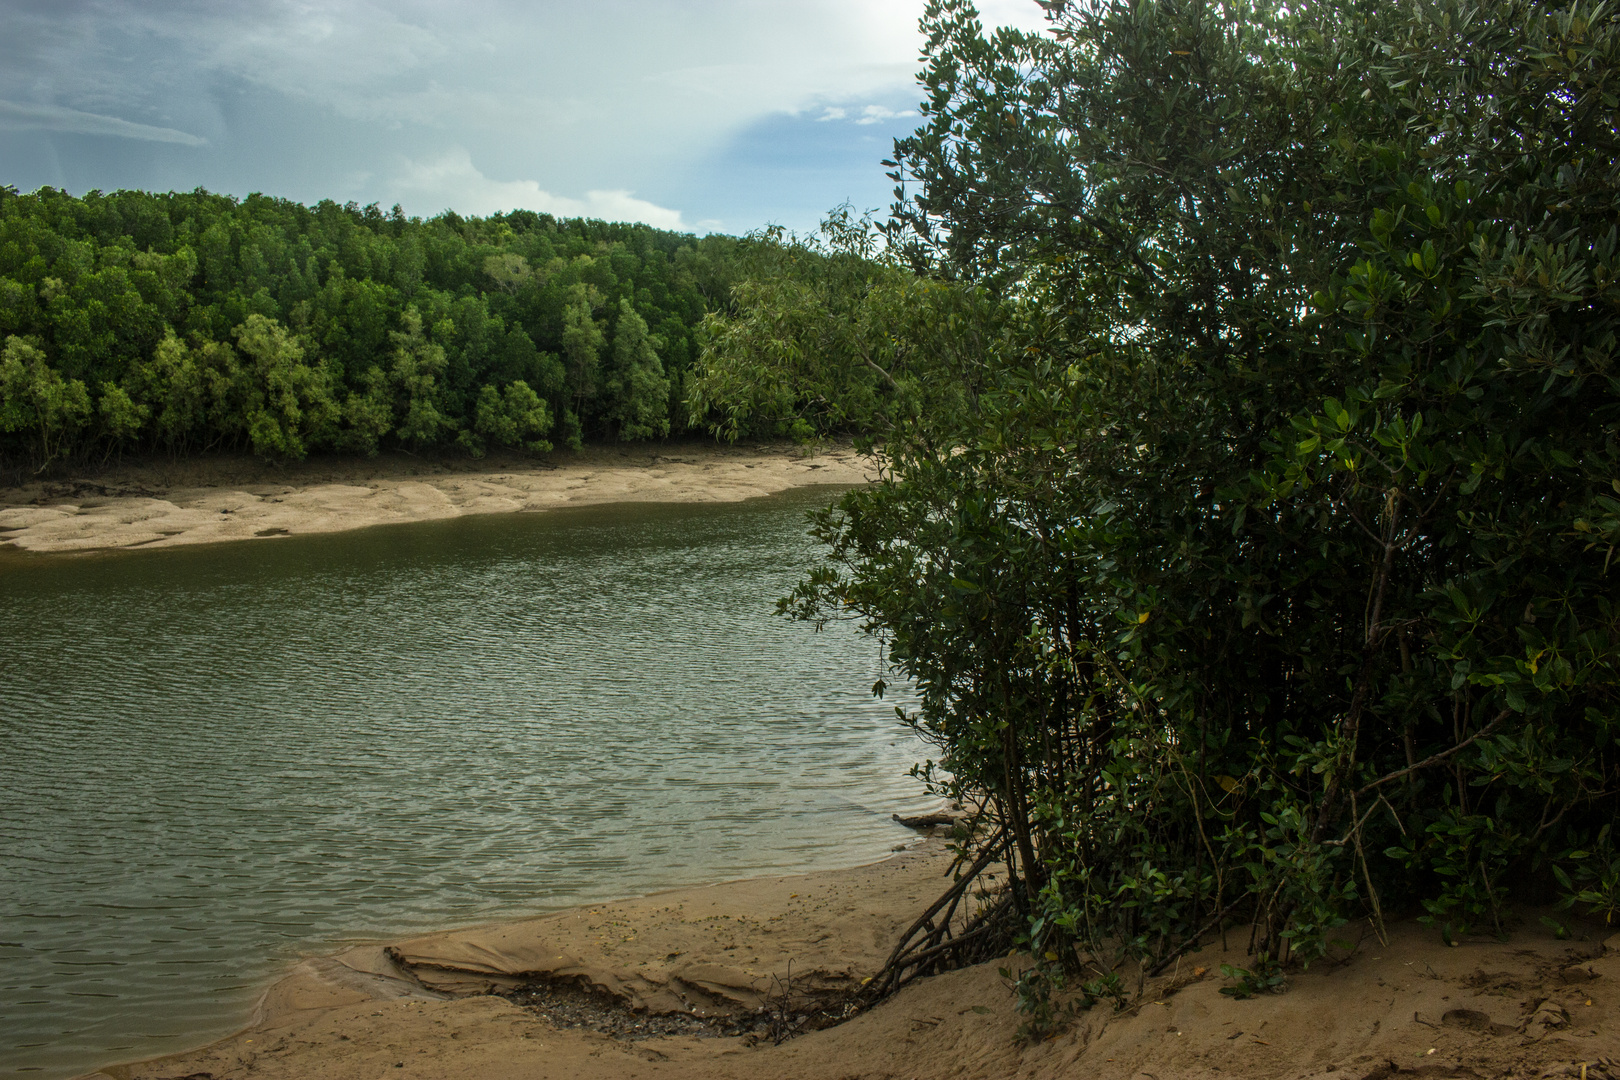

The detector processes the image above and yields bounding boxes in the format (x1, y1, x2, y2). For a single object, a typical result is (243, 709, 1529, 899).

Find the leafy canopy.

(0, 188, 831, 467)
(739, 0, 1620, 1020)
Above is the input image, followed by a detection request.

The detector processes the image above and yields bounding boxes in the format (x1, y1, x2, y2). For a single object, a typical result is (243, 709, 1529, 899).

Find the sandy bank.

(0, 442, 871, 555)
(85, 832, 1620, 1080)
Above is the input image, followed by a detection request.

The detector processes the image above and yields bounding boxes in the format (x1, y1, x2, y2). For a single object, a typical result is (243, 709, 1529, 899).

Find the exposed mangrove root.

(852, 828, 1019, 1009)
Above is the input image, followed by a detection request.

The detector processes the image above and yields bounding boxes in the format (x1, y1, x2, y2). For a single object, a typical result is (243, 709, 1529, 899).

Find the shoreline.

(0, 441, 872, 556)
(82, 830, 1620, 1080)
(83, 832, 971, 1080)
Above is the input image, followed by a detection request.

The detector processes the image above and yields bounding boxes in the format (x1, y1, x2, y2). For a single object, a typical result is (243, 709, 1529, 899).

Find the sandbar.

(0, 442, 872, 555)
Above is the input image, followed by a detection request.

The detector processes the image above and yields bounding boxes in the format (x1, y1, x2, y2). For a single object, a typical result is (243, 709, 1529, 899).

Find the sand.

(82, 830, 1620, 1080)
(0, 442, 872, 555)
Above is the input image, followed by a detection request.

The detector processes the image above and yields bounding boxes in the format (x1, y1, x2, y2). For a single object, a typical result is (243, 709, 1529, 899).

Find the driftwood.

(892, 811, 957, 830)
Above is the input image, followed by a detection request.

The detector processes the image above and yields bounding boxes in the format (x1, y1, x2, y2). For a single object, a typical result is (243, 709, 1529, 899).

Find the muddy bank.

(84, 830, 1620, 1080)
(0, 441, 871, 555)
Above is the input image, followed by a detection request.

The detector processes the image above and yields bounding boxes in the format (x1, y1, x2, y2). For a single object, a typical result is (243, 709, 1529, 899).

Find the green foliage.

(0, 335, 90, 468)
(1079, 972, 1127, 1011)
(688, 206, 999, 442)
(1555, 826, 1620, 925)
(778, 0, 1620, 1023)
(96, 381, 148, 445)
(998, 963, 1126, 1041)
(1219, 961, 1286, 1000)
(998, 955, 1129, 1040)
(561, 283, 606, 425)
(473, 380, 554, 453)
(234, 313, 338, 460)
(337, 363, 394, 456)
(386, 308, 451, 450)
(999, 964, 1069, 1041)
(603, 298, 671, 440)
(0, 186, 792, 466)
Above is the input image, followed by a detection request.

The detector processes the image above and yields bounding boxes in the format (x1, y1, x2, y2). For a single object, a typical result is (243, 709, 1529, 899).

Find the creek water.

(0, 486, 929, 1079)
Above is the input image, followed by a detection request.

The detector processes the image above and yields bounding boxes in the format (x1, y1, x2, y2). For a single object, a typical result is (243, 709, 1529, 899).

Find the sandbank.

(0, 441, 872, 555)
(83, 830, 1620, 1080)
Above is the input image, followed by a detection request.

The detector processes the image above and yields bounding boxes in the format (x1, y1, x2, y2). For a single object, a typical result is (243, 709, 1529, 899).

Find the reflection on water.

(0, 487, 926, 1079)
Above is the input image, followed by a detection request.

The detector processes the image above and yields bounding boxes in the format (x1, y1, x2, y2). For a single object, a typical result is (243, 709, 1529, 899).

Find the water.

(0, 487, 929, 1078)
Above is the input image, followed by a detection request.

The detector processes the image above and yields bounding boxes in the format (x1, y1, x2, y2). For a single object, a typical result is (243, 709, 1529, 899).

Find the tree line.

(698, 0, 1620, 1026)
(0, 185, 807, 469)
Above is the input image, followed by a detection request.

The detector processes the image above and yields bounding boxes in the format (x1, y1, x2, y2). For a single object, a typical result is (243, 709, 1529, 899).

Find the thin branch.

(1352, 708, 1512, 800)
(1147, 895, 1246, 977)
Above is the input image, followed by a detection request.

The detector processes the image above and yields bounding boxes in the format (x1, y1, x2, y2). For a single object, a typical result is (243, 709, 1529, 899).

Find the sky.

(0, 0, 1049, 236)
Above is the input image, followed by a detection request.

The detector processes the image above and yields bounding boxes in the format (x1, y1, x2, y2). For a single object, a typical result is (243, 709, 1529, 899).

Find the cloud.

(0, 1, 1057, 231)
(0, 99, 206, 145)
(392, 148, 686, 230)
(978, 0, 1055, 33)
(813, 103, 916, 126)
(854, 105, 917, 126)
(1, 2, 960, 168)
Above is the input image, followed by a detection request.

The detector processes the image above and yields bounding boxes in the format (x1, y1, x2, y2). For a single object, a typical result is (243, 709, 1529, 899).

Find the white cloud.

(977, 0, 1055, 33)
(812, 103, 916, 126)
(854, 104, 917, 126)
(392, 148, 686, 230)
(0, 99, 206, 145)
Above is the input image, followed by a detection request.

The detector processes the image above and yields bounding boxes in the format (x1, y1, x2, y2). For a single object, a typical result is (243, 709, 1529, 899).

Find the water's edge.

(86, 831, 952, 1080)
(2, 486, 929, 1078)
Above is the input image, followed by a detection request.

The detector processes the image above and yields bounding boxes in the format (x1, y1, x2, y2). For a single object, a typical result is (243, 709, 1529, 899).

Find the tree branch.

(1352, 708, 1512, 800)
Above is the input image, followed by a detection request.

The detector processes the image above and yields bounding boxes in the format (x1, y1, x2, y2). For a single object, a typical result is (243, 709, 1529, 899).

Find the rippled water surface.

(0, 488, 928, 1078)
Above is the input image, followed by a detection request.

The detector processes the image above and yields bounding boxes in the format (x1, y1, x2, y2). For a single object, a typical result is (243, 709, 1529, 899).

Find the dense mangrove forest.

(0, 187, 871, 470)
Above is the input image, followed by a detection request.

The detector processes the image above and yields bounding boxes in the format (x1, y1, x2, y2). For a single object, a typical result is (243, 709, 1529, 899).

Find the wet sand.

(0, 442, 871, 555)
